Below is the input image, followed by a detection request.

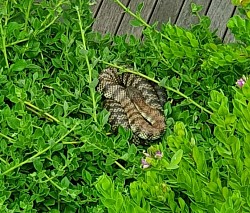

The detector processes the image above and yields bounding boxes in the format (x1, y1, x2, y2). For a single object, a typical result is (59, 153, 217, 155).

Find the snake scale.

(97, 67, 166, 144)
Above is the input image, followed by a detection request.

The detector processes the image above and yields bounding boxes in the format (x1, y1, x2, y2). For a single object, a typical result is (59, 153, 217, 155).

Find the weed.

(0, 0, 250, 212)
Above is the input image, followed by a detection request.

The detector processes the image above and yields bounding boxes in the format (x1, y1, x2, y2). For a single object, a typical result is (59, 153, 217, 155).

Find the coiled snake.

(97, 67, 166, 144)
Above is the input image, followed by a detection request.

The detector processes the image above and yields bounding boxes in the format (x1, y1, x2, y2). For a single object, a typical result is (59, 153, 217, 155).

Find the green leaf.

(247, 11, 250, 18)
(225, 114, 237, 125)
(165, 163, 179, 170)
(82, 170, 92, 184)
(7, 117, 20, 130)
(170, 149, 183, 165)
(229, 136, 240, 156)
(89, 78, 98, 89)
(52, 142, 63, 152)
(11, 59, 28, 72)
(63, 101, 69, 115)
(217, 146, 232, 158)
(60, 34, 69, 44)
(61, 176, 70, 188)
(130, 19, 143, 27)
(231, 0, 241, 6)
(100, 175, 112, 191)
(242, 80, 250, 99)
(193, 146, 206, 173)
(52, 58, 63, 68)
(214, 126, 228, 144)
(136, 2, 144, 14)
(191, 3, 203, 13)
(33, 158, 43, 171)
(128, 144, 137, 158)
(50, 210, 60, 213)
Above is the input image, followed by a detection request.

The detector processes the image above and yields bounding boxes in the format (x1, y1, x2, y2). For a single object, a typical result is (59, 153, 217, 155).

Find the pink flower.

(141, 158, 150, 169)
(154, 151, 163, 159)
(236, 78, 246, 88)
(236, 75, 248, 88)
(143, 150, 151, 157)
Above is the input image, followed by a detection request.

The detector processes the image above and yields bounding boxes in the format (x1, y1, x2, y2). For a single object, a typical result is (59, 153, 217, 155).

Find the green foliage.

(0, 0, 250, 212)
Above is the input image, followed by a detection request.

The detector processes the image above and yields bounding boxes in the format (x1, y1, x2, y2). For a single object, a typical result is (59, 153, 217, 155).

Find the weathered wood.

(149, 0, 185, 26)
(92, 0, 130, 34)
(116, 0, 157, 36)
(91, 0, 103, 18)
(223, 7, 238, 43)
(91, 0, 237, 43)
(176, 0, 211, 27)
(223, 28, 235, 43)
(206, 0, 235, 38)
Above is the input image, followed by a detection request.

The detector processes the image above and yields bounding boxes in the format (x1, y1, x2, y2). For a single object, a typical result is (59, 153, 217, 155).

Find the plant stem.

(148, 33, 181, 76)
(26, 106, 54, 122)
(6, 1, 64, 48)
(44, 173, 64, 191)
(0, 157, 7, 164)
(101, 61, 213, 115)
(24, 0, 33, 31)
(76, 6, 97, 123)
(113, 0, 151, 28)
(113, 0, 172, 41)
(85, 140, 127, 171)
(36, 14, 62, 36)
(1, 123, 78, 176)
(114, 161, 127, 171)
(0, 132, 15, 142)
(0, 19, 9, 68)
(34, 0, 64, 35)
(24, 101, 60, 123)
(5, 38, 29, 47)
(62, 141, 81, 144)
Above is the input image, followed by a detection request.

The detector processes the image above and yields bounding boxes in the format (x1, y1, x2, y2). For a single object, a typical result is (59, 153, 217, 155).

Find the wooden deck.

(91, 0, 236, 43)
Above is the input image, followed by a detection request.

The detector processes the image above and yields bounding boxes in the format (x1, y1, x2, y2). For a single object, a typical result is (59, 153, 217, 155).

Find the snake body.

(97, 68, 166, 143)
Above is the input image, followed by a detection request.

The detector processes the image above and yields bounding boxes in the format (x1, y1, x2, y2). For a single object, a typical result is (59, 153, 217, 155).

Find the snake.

(97, 67, 166, 144)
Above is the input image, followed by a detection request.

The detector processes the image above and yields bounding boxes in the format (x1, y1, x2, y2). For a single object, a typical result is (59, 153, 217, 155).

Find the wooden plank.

(223, 29, 235, 43)
(223, 7, 237, 43)
(91, 0, 103, 18)
(149, 0, 185, 26)
(176, 0, 211, 28)
(116, 0, 157, 37)
(206, 0, 235, 38)
(91, 0, 236, 42)
(92, 0, 130, 35)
